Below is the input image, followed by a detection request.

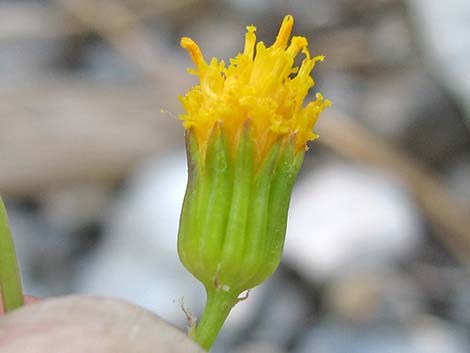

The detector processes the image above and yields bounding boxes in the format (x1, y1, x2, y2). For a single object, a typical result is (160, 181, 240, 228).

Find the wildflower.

(177, 15, 330, 350)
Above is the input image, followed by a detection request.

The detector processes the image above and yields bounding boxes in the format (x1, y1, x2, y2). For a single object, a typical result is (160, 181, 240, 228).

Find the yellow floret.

(179, 15, 331, 160)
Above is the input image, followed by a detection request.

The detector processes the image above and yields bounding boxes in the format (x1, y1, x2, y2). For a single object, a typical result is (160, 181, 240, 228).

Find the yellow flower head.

(178, 15, 331, 350)
(179, 15, 331, 160)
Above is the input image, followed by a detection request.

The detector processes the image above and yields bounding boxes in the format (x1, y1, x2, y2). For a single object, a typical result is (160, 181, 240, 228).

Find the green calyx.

(178, 120, 304, 350)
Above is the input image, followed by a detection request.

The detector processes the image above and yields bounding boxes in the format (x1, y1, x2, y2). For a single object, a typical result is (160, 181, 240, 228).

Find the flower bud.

(177, 14, 330, 350)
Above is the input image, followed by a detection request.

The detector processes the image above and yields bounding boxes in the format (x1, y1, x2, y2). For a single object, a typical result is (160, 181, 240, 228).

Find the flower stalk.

(0, 196, 24, 312)
(190, 288, 239, 350)
(177, 14, 330, 350)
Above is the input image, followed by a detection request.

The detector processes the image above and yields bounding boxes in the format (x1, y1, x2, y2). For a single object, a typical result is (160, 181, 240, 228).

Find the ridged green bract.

(178, 121, 305, 350)
(178, 120, 304, 297)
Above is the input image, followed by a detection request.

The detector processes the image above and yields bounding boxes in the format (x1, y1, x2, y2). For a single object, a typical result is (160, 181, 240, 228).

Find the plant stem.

(191, 287, 239, 351)
(0, 196, 24, 312)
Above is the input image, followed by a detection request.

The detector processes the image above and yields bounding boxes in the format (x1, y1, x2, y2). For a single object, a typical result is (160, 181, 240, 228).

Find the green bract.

(178, 121, 304, 350)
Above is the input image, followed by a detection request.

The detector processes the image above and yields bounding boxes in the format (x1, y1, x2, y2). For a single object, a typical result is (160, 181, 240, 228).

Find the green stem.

(0, 196, 24, 312)
(191, 287, 239, 351)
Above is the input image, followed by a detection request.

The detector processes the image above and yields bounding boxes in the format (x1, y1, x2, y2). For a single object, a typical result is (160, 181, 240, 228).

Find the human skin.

(0, 295, 204, 353)
(0, 295, 38, 313)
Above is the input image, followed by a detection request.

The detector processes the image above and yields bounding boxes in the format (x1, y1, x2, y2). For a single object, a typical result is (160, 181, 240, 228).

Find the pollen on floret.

(272, 15, 294, 49)
(179, 15, 330, 159)
(180, 37, 205, 69)
(244, 25, 257, 58)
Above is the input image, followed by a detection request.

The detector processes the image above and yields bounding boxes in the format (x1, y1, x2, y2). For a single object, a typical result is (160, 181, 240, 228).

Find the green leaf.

(0, 196, 24, 312)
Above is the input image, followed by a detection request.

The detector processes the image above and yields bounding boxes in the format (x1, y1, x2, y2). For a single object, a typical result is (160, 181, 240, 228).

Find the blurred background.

(1, 0, 469, 352)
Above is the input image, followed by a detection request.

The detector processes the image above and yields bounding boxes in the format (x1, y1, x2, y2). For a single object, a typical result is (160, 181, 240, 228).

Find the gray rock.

(283, 0, 343, 29)
(320, 71, 365, 119)
(284, 163, 423, 281)
(6, 205, 75, 296)
(39, 183, 112, 233)
(294, 317, 469, 353)
(449, 273, 470, 327)
(369, 11, 415, 67)
(360, 70, 438, 140)
(222, 0, 281, 17)
(406, 0, 470, 129)
(325, 270, 425, 323)
(231, 341, 286, 353)
(247, 273, 311, 346)
(444, 155, 470, 210)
